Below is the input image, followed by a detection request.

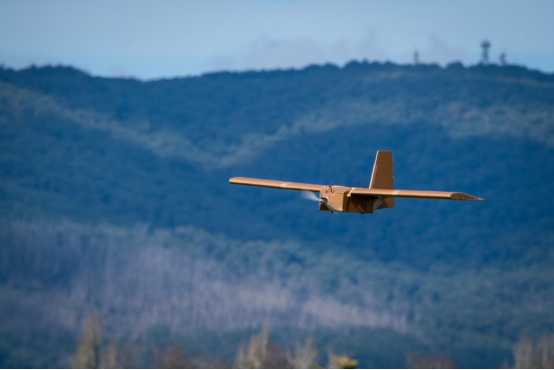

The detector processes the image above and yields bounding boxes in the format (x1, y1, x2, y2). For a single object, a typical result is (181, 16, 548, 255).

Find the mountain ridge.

(1, 61, 554, 367)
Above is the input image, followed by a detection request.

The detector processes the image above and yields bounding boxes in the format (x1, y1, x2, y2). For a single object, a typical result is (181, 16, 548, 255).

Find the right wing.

(229, 177, 323, 192)
(349, 188, 483, 201)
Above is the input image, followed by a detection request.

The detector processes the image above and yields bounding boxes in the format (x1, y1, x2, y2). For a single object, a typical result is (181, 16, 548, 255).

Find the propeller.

(301, 191, 337, 212)
(301, 191, 320, 202)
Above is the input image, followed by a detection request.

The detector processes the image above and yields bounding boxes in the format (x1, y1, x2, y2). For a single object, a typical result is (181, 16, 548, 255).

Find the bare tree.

(236, 328, 289, 368)
(72, 312, 102, 369)
(101, 341, 118, 369)
(514, 333, 554, 369)
(287, 338, 318, 369)
(72, 313, 144, 369)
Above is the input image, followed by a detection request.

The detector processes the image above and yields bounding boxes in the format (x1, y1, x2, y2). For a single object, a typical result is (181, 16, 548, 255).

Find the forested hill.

(2, 62, 554, 267)
(1, 62, 554, 368)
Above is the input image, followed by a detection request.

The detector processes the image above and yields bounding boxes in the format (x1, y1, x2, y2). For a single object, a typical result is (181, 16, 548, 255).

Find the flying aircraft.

(229, 151, 483, 214)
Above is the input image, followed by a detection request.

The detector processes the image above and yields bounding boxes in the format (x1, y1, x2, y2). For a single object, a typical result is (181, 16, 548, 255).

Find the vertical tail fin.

(369, 151, 395, 209)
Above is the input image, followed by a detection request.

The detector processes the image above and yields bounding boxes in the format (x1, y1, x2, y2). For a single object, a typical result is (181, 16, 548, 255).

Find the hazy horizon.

(1, 0, 554, 79)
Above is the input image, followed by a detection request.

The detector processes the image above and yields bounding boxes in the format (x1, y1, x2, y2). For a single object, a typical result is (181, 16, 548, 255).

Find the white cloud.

(416, 36, 471, 65)
(209, 29, 389, 72)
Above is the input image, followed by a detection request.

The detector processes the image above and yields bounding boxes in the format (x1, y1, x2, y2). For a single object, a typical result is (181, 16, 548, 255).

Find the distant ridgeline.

(0, 62, 553, 368)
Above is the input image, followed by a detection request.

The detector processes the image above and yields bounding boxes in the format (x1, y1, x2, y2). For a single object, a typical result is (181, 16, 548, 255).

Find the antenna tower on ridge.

(499, 53, 507, 66)
(481, 40, 491, 64)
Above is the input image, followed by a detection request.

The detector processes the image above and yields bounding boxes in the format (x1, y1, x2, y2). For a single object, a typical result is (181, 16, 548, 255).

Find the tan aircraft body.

(229, 151, 483, 214)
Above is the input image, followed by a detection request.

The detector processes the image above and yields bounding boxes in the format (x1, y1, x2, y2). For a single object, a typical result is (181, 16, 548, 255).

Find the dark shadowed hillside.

(0, 62, 553, 368)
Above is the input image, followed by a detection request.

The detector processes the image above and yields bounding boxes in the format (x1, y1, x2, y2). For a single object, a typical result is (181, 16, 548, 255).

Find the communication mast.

(481, 40, 491, 64)
(499, 53, 507, 66)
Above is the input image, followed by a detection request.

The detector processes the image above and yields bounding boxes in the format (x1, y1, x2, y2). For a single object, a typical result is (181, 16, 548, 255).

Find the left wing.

(229, 177, 323, 192)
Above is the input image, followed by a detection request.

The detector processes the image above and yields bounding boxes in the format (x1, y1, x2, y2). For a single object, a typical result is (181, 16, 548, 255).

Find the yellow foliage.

(328, 354, 358, 369)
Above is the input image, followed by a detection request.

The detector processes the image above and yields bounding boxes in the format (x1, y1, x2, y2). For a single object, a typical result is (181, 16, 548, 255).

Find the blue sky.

(1, 0, 553, 79)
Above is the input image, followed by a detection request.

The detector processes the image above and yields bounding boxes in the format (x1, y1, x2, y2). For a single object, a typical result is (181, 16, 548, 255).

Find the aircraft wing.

(229, 177, 322, 192)
(349, 188, 483, 201)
